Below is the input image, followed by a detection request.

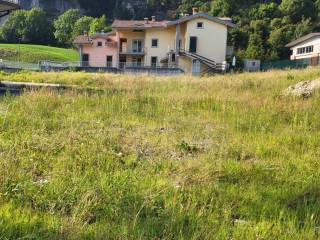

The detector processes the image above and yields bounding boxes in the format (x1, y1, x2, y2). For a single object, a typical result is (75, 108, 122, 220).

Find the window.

(171, 53, 176, 62)
(152, 39, 158, 48)
(306, 46, 314, 53)
(151, 56, 158, 67)
(297, 45, 313, 55)
(197, 22, 204, 29)
(133, 40, 143, 52)
(97, 41, 103, 47)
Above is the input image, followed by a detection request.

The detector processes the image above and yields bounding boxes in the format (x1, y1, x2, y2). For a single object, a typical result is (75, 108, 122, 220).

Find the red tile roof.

(112, 13, 236, 29)
(73, 32, 116, 45)
(112, 19, 169, 29)
(73, 35, 91, 44)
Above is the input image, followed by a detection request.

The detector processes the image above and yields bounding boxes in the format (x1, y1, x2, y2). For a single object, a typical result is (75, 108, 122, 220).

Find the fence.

(261, 58, 314, 71)
(0, 60, 40, 70)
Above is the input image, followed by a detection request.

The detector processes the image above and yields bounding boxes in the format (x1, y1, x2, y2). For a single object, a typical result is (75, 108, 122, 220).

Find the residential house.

(74, 8, 236, 75)
(286, 33, 320, 64)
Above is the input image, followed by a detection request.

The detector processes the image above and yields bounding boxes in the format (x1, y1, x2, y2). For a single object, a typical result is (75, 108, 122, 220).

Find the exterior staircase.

(179, 49, 216, 69)
(179, 49, 228, 75)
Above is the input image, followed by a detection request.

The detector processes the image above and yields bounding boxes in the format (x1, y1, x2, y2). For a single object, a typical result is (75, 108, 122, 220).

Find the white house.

(286, 33, 320, 61)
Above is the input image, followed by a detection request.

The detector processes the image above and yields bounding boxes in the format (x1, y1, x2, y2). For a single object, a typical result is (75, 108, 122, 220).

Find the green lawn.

(0, 44, 79, 63)
(1, 69, 320, 239)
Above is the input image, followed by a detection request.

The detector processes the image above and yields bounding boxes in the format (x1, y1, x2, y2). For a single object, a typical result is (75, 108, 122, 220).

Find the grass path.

(0, 68, 320, 239)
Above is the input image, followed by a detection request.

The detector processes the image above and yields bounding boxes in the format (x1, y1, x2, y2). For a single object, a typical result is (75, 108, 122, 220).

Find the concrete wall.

(290, 37, 320, 60)
(184, 17, 228, 63)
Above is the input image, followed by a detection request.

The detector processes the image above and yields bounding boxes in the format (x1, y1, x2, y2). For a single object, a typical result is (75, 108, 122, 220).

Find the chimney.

(151, 16, 156, 22)
(144, 17, 149, 24)
(192, 7, 198, 15)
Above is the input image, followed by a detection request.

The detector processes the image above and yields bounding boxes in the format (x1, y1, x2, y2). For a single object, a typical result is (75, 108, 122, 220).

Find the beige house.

(286, 33, 320, 63)
(74, 9, 236, 75)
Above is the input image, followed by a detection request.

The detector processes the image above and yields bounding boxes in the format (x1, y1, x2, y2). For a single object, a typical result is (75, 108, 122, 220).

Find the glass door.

(133, 40, 143, 53)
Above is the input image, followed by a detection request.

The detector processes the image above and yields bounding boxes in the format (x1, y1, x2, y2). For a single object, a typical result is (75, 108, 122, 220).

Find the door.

(311, 56, 319, 66)
(82, 54, 89, 67)
(192, 59, 201, 75)
(189, 37, 197, 53)
(106, 55, 113, 67)
(120, 38, 127, 53)
(151, 56, 158, 68)
(133, 40, 143, 53)
(119, 56, 126, 68)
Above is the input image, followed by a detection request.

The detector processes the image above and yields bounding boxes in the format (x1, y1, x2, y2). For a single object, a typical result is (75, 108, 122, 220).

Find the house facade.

(74, 10, 236, 75)
(286, 33, 320, 62)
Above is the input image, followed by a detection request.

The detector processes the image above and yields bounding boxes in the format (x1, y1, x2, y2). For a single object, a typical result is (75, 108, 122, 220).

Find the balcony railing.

(119, 48, 145, 55)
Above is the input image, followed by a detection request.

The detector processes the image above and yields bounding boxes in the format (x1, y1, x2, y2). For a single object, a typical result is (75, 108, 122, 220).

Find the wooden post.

(175, 24, 181, 66)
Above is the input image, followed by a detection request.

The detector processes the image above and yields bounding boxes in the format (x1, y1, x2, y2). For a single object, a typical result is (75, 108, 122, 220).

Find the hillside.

(0, 44, 79, 63)
(1, 68, 320, 238)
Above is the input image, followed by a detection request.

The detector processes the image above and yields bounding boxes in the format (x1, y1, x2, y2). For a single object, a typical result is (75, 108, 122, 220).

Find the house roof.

(73, 35, 91, 44)
(112, 13, 236, 29)
(285, 33, 320, 48)
(167, 13, 236, 28)
(73, 32, 116, 45)
(112, 20, 169, 29)
(91, 32, 116, 39)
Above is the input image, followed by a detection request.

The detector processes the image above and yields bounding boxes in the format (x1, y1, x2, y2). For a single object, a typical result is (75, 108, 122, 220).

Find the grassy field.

(0, 44, 79, 63)
(1, 68, 320, 239)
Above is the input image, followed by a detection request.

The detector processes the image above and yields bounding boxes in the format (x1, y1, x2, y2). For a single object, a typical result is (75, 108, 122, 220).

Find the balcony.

(119, 48, 145, 56)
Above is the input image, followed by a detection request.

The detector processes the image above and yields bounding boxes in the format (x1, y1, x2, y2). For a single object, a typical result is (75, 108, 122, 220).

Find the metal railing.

(119, 62, 179, 69)
(119, 47, 146, 55)
(0, 60, 40, 70)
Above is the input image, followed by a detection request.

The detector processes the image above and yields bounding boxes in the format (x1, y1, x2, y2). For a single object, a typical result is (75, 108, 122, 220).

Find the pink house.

(74, 32, 119, 68)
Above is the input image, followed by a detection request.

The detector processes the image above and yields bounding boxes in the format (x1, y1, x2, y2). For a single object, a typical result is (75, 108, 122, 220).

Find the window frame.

(197, 22, 204, 29)
(97, 41, 103, 47)
(151, 38, 159, 48)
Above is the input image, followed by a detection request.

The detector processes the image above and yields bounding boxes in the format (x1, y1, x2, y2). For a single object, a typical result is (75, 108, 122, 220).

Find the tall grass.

(1, 68, 320, 239)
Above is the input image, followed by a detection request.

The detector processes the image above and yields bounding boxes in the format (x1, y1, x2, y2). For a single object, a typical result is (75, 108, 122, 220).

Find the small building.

(74, 8, 236, 75)
(243, 59, 260, 72)
(286, 33, 320, 65)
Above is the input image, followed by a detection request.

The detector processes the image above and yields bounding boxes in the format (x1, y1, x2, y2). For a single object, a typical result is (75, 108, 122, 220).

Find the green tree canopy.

(24, 8, 52, 44)
(72, 16, 94, 38)
(89, 15, 109, 35)
(1, 10, 27, 43)
(54, 9, 81, 46)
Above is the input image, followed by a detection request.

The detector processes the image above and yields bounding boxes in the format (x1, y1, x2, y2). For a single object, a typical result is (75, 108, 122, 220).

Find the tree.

(24, 8, 52, 44)
(1, 10, 27, 43)
(294, 18, 313, 39)
(210, 0, 232, 17)
(245, 33, 265, 59)
(54, 9, 81, 46)
(72, 16, 94, 37)
(279, 0, 315, 22)
(89, 15, 109, 35)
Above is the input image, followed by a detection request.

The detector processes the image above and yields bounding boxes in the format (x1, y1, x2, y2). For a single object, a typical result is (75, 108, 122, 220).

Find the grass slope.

(0, 44, 79, 63)
(1, 69, 320, 239)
